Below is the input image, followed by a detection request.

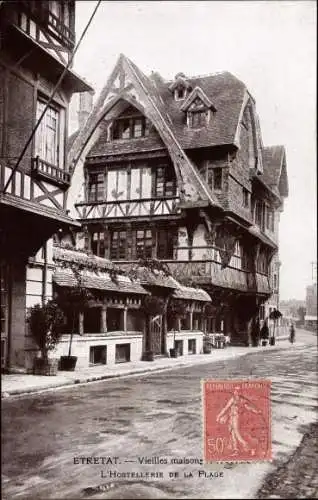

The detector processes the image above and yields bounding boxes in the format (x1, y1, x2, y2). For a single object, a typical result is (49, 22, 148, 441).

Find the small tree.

(167, 299, 188, 346)
(27, 300, 64, 361)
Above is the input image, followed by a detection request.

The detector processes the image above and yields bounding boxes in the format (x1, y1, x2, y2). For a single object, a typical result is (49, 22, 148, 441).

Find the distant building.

(305, 283, 317, 331)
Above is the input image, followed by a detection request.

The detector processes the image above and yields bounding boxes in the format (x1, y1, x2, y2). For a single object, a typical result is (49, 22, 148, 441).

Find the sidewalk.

(1, 336, 298, 398)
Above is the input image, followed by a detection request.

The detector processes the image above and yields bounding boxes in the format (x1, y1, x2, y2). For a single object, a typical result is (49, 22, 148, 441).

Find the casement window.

(110, 230, 127, 260)
(257, 252, 268, 274)
(87, 173, 105, 201)
(243, 188, 249, 208)
(266, 207, 274, 232)
(106, 168, 127, 201)
(230, 241, 242, 270)
(273, 273, 278, 290)
(155, 165, 176, 197)
(130, 167, 152, 199)
(175, 87, 186, 101)
(112, 116, 148, 140)
(91, 231, 105, 257)
(35, 100, 61, 167)
(136, 229, 153, 259)
(213, 168, 222, 190)
(188, 110, 208, 128)
(255, 201, 265, 230)
(157, 228, 175, 259)
(49, 1, 71, 29)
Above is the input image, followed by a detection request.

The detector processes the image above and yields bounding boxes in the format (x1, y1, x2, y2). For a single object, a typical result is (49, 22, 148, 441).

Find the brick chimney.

(77, 91, 94, 129)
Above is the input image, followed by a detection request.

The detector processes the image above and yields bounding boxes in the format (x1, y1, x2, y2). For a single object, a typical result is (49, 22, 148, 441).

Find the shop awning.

(172, 284, 211, 302)
(53, 246, 114, 271)
(53, 269, 148, 295)
(130, 266, 179, 289)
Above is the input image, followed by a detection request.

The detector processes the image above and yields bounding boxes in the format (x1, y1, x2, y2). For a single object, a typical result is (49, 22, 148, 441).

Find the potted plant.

(57, 285, 93, 371)
(203, 335, 213, 353)
(167, 299, 188, 358)
(27, 299, 64, 376)
(141, 295, 166, 361)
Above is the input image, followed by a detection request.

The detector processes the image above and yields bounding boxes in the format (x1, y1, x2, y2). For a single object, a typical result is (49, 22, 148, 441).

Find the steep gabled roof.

(68, 54, 222, 210)
(180, 86, 216, 112)
(262, 146, 288, 197)
(151, 71, 246, 149)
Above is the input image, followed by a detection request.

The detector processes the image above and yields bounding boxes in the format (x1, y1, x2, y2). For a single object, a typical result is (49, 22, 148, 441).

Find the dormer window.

(188, 109, 209, 128)
(112, 115, 148, 140)
(175, 86, 187, 101)
(169, 73, 192, 102)
(180, 86, 216, 129)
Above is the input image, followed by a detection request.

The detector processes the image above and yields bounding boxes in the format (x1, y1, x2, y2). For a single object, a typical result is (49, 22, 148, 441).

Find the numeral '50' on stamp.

(202, 380, 271, 462)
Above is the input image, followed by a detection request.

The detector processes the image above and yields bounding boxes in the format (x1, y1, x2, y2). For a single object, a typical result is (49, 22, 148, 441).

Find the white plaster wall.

(192, 224, 210, 260)
(177, 226, 189, 260)
(166, 330, 204, 354)
(52, 333, 143, 368)
(66, 126, 103, 218)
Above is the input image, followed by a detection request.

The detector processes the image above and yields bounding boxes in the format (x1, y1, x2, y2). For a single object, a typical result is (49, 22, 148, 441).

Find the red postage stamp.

(203, 380, 271, 462)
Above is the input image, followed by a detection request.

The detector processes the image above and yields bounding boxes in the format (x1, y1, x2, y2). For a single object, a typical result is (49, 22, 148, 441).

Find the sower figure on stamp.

(216, 386, 262, 457)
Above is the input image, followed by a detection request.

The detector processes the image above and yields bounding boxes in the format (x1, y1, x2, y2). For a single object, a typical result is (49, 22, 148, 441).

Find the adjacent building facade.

(66, 55, 289, 350)
(0, 1, 92, 370)
(305, 282, 317, 331)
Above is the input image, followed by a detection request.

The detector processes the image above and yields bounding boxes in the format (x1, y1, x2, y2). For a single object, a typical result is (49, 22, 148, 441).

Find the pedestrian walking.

(289, 323, 296, 344)
(260, 318, 270, 346)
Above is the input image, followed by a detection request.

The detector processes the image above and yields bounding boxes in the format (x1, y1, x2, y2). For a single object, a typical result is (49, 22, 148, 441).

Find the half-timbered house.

(66, 54, 288, 350)
(0, 1, 92, 370)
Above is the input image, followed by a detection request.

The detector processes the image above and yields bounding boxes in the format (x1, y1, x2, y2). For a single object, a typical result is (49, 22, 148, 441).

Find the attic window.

(175, 87, 186, 101)
(188, 110, 209, 128)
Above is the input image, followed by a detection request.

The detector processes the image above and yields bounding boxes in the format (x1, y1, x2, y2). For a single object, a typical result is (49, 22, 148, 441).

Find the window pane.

(133, 119, 143, 138)
(141, 168, 152, 198)
(213, 168, 222, 190)
(35, 100, 59, 166)
(121, 119, 130, 139)
(131, 168, 142, 199)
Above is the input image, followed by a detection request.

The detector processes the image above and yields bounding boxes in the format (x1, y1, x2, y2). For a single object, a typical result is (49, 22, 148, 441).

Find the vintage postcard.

(1, 1, 316, 499)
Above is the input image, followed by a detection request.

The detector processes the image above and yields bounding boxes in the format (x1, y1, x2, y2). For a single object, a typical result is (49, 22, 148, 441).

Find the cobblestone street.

(1, 331, 316, 499)
(257, 421, 318, 499)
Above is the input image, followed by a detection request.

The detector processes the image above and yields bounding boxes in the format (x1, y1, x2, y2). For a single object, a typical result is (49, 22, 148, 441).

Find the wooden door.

(151, 315, 162, 355)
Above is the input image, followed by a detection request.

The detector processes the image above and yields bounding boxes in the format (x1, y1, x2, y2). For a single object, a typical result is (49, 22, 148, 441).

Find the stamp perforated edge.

(201, 378, 273, 465)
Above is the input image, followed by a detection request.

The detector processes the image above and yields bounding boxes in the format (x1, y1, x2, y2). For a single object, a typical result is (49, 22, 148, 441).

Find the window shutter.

(7, 73, 34, 173)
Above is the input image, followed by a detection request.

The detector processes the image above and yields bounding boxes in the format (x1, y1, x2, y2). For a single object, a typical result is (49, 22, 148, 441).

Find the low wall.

(167, 330, 204, 355)
(52, 331, 143, 368)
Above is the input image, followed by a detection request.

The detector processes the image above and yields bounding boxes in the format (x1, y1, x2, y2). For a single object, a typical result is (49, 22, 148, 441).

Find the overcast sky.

(70, 0, 316, 301)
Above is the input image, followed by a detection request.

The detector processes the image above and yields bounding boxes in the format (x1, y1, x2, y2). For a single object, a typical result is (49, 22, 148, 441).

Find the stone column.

(123, 307, 128, 333)
(101, 305, 107, 333)
(79, 311, 84, 335)
(189, 303, 194, 330)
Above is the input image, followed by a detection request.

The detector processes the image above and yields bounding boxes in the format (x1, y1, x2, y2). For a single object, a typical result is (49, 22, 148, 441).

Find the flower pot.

(141, 350, 154, 362)
(59, 355, 78, 371)
(169, 348, 178, 358)
(33, 358, 58, 376)
(269, 336, 276, 346)
(203, 345, 212, 354)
